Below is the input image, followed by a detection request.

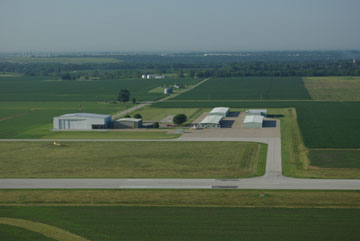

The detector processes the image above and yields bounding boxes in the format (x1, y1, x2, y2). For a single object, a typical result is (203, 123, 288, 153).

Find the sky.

(0, 0, 359, 52)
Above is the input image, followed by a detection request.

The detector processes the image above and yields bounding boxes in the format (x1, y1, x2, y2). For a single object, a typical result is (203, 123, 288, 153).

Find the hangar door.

(59, 119, 87, 129)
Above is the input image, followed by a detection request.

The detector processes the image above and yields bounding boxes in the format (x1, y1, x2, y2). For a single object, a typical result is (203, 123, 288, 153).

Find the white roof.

(200, 115, 223, 124)
(210, 107, 229, 114)
(58, 113, 111, 119)
(116, 118, 141, 122)
(243, 115, 264, 124)
(247, 109, 267, 114)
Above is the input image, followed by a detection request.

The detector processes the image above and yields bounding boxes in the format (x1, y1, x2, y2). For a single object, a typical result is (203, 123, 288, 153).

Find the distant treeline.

(0, 60, 359, 78)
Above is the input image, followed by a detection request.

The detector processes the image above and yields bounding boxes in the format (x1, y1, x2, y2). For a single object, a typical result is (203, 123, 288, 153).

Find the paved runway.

(1, 137, 360, 190)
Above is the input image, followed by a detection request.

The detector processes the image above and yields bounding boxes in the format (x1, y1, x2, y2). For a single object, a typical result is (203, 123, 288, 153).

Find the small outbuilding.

(113, 118, 142, 129)
(198, 115, 223, 128)
(247, 109, 268, 116)
(209, 107, 230, 117)
(164, 87, 173, 94)
(243, 115, 264, 128)
(53, 113, 112, 130)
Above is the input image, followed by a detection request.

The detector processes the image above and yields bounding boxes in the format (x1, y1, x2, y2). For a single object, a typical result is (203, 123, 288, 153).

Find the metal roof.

(116, 118, 142, 122)
(200, 115, 223, 124)
(247, 109, 267, 114)
(58, 113, 111, 119)
(243, 115, 264, 123)
(210, 107, 230, 114)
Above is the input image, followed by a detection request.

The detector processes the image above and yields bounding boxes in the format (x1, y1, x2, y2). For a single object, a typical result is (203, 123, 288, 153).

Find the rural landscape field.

(1, 0, 360, 240)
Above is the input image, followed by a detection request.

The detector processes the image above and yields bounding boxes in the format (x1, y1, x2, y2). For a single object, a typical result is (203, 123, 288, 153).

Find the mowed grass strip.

(1, 206, 360, 241)
(309, 149, 360, 168)
(303, 76, 360, 101)
(1, 189, 360, 208)
(0, 142, 266, 178)
(0, 218, 89, 241)
(173, 77, 311, 100)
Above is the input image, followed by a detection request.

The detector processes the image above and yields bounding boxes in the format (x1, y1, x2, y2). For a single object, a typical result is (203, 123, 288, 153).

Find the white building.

(243, 115, 264, 128)
(209, 107, 230, 117)
(197, 115, 223, 128)
(113, 118, 142, 129)
(146, 74, 165, 79)
(53, 113, 112, 130)
(247, 109, 268, 116)
(141, 74, 146, 79)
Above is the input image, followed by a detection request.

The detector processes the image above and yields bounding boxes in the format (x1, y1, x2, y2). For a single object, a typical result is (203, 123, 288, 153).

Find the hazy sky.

(1, 0, 359, 52)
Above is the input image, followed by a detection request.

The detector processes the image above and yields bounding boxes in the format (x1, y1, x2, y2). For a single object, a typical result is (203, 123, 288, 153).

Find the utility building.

(243, 115, 264, 128)
(247, 109, 268, 116)
(113, 118, 142, 129)
(53, 113, 112, 130)
(209, 107, 230, 117)
(198, 115, 223, 128)
(164, 87, 173, 94)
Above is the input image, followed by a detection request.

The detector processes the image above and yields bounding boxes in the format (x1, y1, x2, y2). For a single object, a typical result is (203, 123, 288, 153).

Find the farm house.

(198, 115, 223, 128)
(243, 115, 264, 128)
(209, 107, 230, 117)
(247, 109, 268, 116)
(53, 113, 112, 130)
(113, 118, 142, 129)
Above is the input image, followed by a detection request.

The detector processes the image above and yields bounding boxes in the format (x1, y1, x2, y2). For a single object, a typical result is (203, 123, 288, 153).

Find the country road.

(1, 136, 360, 190)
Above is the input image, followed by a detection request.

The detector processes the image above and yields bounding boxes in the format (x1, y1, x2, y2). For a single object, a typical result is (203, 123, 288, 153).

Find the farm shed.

(198, 115, 223, 128)
(164, 87, 173, 94)
(243, 115, 264, 128)
(247, 109, 268, 116)
(113, 118, 142, 129)
(209, 107, 230, 117)
(53, 113, 112, 130)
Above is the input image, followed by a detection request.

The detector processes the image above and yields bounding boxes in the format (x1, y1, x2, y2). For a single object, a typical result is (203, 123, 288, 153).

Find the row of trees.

(1, 60, 359, 78)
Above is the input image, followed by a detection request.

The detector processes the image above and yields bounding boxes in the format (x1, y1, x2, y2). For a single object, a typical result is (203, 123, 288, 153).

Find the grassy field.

(0, 102, 133, 138)
(0, 142, 266, 178)
(1, 189, 360, 208)
(130, 107, 204, 123)
(0, 76, 200, 101)
(1, 206, 360, 241)
(304, 76, 360, 101)
(173, 77, 311, 100)
(309, 149, 360, 168)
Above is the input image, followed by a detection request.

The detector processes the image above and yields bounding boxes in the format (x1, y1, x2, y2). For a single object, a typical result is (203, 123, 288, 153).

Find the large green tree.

(173, 114, 187, 125)
(118, 89, 130, 103)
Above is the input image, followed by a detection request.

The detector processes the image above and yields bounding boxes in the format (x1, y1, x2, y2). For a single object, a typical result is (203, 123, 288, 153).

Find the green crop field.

(0, 76, 200, 102)
(304, 76, 360, 101)
(173, 77, 311, 100)
(309, 150, 360, 168)
(1, 206, 360, 241)
(0, 141, 267, 178)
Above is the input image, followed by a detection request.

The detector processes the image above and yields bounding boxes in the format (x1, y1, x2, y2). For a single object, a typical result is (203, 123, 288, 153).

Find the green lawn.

(304, 76, 360, 101)
(0, 141, 266, 178)
(309, 149, 360, 168)
(1, 206, 360, 241)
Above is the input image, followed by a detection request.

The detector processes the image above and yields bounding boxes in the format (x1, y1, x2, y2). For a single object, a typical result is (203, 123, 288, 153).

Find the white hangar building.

(53, 113, 112, 130)
(243, 115, 264, 128)
(209, 107, 230, 117)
